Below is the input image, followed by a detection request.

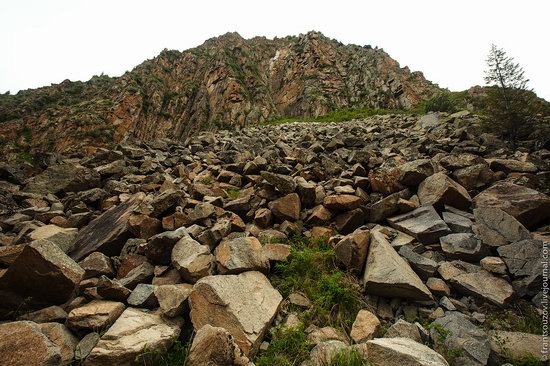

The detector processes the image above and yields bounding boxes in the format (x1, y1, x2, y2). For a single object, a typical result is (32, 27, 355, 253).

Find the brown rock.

(187, 325, 252, 366)
(323, 194, 363, 212)
(418, 172, 471, 211)
(350, 309, 381, 343)
(215, 236, 270, 275)
(270, 193, 301, 221)
(67, 300, 125, 331)
(79, 252, 114, 279)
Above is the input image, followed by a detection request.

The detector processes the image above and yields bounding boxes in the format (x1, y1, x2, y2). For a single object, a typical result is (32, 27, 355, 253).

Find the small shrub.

(225, 188, 240, 199)
(329, 348, 371, 366)
(483, 301, 542, 335)
(255, 324, 310, 366)
(423, 93, 457, 113)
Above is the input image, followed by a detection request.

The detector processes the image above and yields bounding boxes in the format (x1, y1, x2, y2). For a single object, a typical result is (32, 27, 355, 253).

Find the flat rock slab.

(189, 271, 283, 356)
(387, 206, 451, 244)
(67, 300, 126, 332)
(362, 231, 433, 301)
(472, 182, 550, 229)
(70, 193, 146, 261)
(438, 261, 514, 306)
(84, 308, 184, 366)
(367, 337, 449, 366)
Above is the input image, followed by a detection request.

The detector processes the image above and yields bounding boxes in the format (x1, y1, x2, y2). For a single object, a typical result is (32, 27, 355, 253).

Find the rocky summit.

(0, 31, 438, 158)
(0, 108, 548, 365)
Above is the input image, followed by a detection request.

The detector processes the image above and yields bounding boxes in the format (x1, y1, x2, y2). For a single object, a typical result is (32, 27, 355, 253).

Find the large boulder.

(431, 312, 490, 366)
(438, 261, 514, 306)
(215, 237, 270, 275)
(0, 321, 63, 366)
(362, 231, 433, 301)
(24, 163, 100, 195)
(269, 193, 301, 221)
(489, 330, 547, 363)
(38, 322, 79, 365)
(70, 193, 147, 260)
(418, 173, 471, 211)
(472, 182, 550, 229)
(84, 308, 184, 366)
(189, 271, 283, 356)
(387, 206, 451, 244)
(473, 207, 531, 247)
(367, 337, 449, 366)
(0, 239, 84, 308)
(333, 228, 370, 276)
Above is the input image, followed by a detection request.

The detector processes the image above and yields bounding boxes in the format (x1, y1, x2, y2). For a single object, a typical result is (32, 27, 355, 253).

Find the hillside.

(0, 31, 438, 156)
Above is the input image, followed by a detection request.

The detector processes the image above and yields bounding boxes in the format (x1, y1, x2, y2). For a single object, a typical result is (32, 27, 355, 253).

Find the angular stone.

(0, 321, 63, 366)
(29, 225, 77, 253)
(70, 193, 147, 260)
(145, 227, 188, 265)
(18, 305, 68, 323)
(398, 246, 438, 280)
(497, 239, 543, 296)
(171, 236, 214, 283)
(127, 283, 158, 308)
(261, 171, 296, 194)
(452, 163, 494, 190)
(96, 276, 131, 302)
(270, 193, 301, 221)
(262, 243, 291, 262)
(127, 214, 162, 240)
(431, 311, 490, 366)
(426, 277, 451, 297)
(362, 231, 433, 301)
(399, 159, 435, 186)
(79, 252, 114, 279)
(439, 233, 488, 262)
(84, 308, 183, 366)
(306, 205, 333, 225)
(479, 256, 507, 275)
(74, 332, 100, 362)
(154, 284, 193, 317)
(442, 211, 473, 234)
(387, 206, 451, 244)
(118, 261, 154, 290)
(473, 207, 531, 247)
(350, 309, 381, 343)
(67, 300, 125, 332)
(254, 208, 272, 228)
(0, 239, 84, 307)
(38, 322, 79, 365)
(187, 324, 251, 366)
(215, 236, 270, 274)
(384, 319, 422, 343)
(304, 340, 348, 366)
(438, 261, 514, 306)
(189, 271, 283, 356)
(334, 208, 364, 234)
(488, 159, 538, 174)
(367, 337, 449, 366)
(418, 173, 471, 211)
(296, 177, 317, 208)
(323, 194, 363, 212)
(369, 188, 412, 223)
(334, 228, 370, 276)
(472, 182, 550, 229)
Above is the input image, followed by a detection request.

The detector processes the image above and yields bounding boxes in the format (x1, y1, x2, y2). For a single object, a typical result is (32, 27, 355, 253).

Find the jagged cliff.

(0, 31, 439, 154)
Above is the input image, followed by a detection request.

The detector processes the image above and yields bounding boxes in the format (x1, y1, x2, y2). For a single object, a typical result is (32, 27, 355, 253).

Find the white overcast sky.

(1, 0, 549, 100)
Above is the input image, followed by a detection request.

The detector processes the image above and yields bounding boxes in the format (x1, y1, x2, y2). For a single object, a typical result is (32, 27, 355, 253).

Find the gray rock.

(215, 236, 270, 275)
(127, 283, 158, 308)
(497, 239, 543, 296)
(367, 337, 449, 366)
(442, 211, 473, 233)
(398, 246, 438, 280)
(439, 233, 488, 262)
(171, 236, 214, 283)
(473, 207, 531, 247)
(418, 173, 471, 211)
(387, 206, 451, 244)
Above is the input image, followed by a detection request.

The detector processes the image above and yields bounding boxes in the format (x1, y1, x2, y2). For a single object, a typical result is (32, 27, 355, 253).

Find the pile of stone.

(0, 112, 548, 365)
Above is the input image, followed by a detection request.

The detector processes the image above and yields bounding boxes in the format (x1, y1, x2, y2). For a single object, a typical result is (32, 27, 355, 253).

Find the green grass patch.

(225, 187, 240, 199)
(134, 340, 191, 366)
(329, 348, 371, 366)
(483, 301, 543, 335)
(256, 324, 311, 366)
(271, 235, 365, 330)
(266, 107, 406, 125)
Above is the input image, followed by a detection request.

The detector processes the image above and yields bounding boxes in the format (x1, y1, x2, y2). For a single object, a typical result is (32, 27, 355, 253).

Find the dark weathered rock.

(260, 171, 296, 194)
(145, 227, 188, 265)
(24, 164, 100, 195)
(69, 193, 147, 261)
(398, 246, 438, 280)
(497, 239, 543, 296)
(334, 228, 370, 276)
(439, 233, 488, 262)
(473, 207, 531, 247)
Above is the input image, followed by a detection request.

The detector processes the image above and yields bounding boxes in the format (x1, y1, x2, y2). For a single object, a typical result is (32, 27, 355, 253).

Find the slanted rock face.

(23, 164, 100, 195)
(84, 308, 184, 366)
(0, 239, 84, 307)
(367, 337, 449, 366)
(334, 228, 370, 276)
(69, 193, 147, 260)
(431, 312, 490, 366)
(362, 231, 433, 301)
(417, 172, 471, 211)
(269, 193, 301, 221)
(171, 235, 214, 283)
(189, 271, 283, 356)
(472, 181, 550, 229)
(497, 239, 544, 296)
(0, 321, 63, 366)
(473, 207, 531, 247)
(66, 300, 126, 331)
